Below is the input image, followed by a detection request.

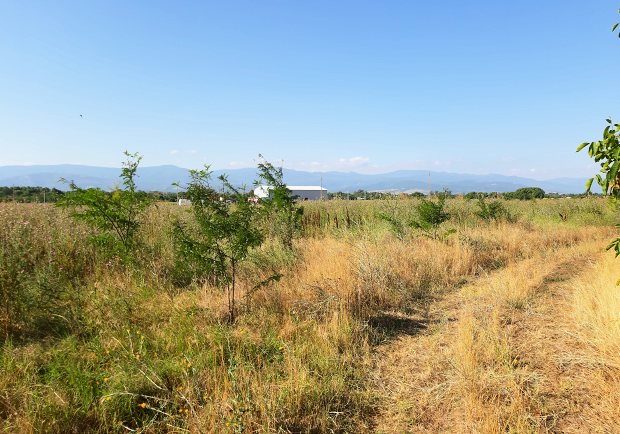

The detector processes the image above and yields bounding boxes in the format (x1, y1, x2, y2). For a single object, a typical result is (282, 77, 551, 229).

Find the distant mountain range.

(0, 164, 588, 194)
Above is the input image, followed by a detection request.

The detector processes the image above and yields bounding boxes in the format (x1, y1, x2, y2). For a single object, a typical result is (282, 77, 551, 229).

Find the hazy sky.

(1, 1, 619, 179)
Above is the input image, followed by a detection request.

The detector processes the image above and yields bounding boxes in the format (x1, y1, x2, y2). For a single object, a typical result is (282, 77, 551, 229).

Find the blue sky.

(1, 1, 619, 179)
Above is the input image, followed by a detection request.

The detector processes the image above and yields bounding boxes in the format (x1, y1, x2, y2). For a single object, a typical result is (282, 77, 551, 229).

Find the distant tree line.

(146, 191, 181, 202)
(1, 185, 598, 204)
(0, 187, 188, 203)
(0, 187, 65, 203)
(464, 187, 601, 200)
(327, 190, 420, 200)
(329, 187, 596, 201)
(465, 187, 546, 200)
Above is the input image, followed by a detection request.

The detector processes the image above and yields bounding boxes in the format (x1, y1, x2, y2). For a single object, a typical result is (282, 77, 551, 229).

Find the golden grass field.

(0, 197, 618, 433)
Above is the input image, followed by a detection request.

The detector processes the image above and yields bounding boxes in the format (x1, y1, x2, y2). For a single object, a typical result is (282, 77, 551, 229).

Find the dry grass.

(572, 254, 620, 367)
(0, 199, 618, 432)
(370, 230, 620, 434)
(562, 253, 620, 433)
(448, 242, 620, 434)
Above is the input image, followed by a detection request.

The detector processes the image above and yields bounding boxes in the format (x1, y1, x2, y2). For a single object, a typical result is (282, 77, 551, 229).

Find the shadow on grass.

(367, 312, 430, 346)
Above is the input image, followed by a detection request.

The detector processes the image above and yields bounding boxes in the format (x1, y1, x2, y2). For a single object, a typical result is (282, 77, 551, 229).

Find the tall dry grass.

(448, 251, 573, 433)
(566, 253, 620, 432)
(420, 236, 619, 433)
(572, 254, 620, 367)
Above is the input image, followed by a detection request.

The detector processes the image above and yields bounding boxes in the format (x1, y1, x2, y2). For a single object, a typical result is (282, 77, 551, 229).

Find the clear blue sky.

(1, 1, 619, 179)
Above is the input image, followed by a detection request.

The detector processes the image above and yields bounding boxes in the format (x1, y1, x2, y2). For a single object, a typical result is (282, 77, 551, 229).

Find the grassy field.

(1, 197, 618, 433)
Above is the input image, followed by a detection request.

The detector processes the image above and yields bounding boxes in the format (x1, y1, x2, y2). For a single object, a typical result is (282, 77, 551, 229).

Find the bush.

(411, 191, 452, 239)
(475, 196, 509, 221)
(56, 152, 152, 260)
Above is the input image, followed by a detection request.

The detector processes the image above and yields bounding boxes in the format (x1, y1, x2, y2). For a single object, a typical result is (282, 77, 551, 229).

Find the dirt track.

(370, 241, 618, 433)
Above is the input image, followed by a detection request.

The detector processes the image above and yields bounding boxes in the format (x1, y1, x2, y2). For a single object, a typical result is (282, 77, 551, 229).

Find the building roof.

(253, 185, 327, 198)
(254, 185, 327, 193)
(287, 186, 327, 191)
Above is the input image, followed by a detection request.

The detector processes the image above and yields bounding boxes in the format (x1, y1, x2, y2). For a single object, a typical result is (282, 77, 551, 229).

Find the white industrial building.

(254, 185, 328, 201)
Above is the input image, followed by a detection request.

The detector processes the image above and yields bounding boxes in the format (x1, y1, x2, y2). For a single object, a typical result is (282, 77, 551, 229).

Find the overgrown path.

(369, 240, 613, 433)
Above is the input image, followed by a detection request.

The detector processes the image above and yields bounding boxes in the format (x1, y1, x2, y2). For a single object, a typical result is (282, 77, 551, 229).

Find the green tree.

(172, 167, 264, 322)
(56, 151, 152, 258)
(504, 187, 545, 200)
(255, 156, 303, 250)
(577, 119, 620, 257)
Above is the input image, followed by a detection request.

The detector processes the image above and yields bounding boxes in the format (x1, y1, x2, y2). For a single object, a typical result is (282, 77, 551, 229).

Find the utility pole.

(428, 171, 431, 196)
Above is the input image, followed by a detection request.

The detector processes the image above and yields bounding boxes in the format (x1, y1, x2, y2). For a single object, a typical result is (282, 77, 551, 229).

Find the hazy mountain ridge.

(0, 164, 588, 194)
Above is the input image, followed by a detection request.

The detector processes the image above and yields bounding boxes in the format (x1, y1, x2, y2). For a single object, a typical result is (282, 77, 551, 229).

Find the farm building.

(254, 185, 328, 201)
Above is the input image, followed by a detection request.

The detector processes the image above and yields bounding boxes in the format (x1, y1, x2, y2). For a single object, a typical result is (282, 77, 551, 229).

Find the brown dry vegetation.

(1, 197, 619, 433)
(370, 227, 620, 433)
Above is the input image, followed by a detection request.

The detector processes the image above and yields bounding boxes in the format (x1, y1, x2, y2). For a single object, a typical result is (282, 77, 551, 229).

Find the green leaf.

(613, 22, 619, 32)
(595, 174, 604, 189)
(585, 178, 593, 192)
(576, 142, 589, 152)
